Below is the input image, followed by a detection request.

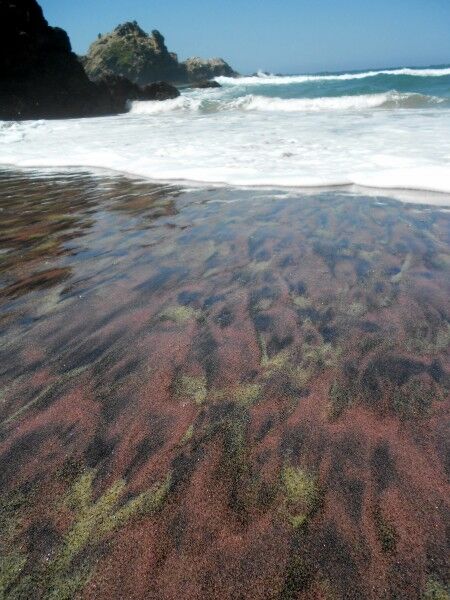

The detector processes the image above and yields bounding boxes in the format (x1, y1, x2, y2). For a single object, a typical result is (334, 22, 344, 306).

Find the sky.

(40, 0, 450, 74)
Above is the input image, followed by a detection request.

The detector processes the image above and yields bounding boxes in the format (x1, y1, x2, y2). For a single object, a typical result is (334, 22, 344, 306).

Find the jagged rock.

(84, 21, 237, 85)
(183, 57, 236, 82)
(189, 80, 222, 89)
(84, 22, 183, 86)
(0, 2, 179, 120)
(0, 0, 103, 119)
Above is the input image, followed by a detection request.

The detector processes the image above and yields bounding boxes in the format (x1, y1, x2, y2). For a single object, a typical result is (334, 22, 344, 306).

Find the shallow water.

(0, 170, 449, 599)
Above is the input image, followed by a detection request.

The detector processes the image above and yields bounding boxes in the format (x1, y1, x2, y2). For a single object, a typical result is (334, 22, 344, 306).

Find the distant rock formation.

(189, 80, 222, 89)
(0, 2, 179, 120)
(83, 22, 182, 86)
(183, 57, 235, 82)
(83, 22, 238, 85)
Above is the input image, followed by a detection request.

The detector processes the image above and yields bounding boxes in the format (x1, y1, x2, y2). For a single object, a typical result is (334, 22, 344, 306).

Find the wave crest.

(128, 96, 202, 114)
(233, 92, 442, 111)
(216, 67, 450, 86)
(129, 92, 445, 115)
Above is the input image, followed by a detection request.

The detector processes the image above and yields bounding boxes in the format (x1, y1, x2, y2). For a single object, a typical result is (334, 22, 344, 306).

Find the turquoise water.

(215, 65, 450, 107)
(247, 66, 450, 99)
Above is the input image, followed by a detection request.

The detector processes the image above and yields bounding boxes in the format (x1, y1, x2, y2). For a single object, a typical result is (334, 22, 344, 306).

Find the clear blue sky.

(40, 0, 450, 74)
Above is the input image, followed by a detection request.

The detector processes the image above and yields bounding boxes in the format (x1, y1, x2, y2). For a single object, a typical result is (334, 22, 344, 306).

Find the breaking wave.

(129, 91, 446, 114)
(216, 66, 450, 86)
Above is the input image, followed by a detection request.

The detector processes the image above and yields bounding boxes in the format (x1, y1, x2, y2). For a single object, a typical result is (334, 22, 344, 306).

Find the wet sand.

(0, 170, 449, 600)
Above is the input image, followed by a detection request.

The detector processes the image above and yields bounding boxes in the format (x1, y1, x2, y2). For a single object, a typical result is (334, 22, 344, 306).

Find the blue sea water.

(272, 65, 448, 98)
(214, 64, 450, 107)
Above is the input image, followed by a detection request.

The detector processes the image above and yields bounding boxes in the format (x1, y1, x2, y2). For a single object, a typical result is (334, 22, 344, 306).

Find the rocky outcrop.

(141, 81, 181, 100)
(96, 75, 179, 113)
(83, 22, 183, 86)
(84, 22, 237, 85)
(183, 57, 236, 82)
(189, 80, 222, 89)
(0, 2, 179, 121)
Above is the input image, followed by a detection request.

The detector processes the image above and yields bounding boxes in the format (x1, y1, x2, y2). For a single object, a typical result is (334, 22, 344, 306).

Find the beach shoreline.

(2, 164, 450, 207)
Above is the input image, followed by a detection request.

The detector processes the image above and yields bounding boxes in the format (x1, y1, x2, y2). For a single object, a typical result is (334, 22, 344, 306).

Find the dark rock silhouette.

(96, 74, 180, 113)
(0, 1, 179, 120)
(189, 80, 222, 89)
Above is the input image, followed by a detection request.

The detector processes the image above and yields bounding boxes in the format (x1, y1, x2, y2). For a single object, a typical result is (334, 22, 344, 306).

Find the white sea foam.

(1, 80, 450, 202)
(231, 92, 441, 111)
(216, 66, 450, 86)
(128, 96, 203, 113)
(129, 91, 443, 114)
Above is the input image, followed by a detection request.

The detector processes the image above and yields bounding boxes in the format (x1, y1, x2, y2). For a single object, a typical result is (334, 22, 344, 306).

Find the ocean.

(1, 65, 450, 199)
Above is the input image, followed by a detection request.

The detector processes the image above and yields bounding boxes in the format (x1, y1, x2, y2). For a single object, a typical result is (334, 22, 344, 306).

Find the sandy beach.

(0, 170, 448, 599)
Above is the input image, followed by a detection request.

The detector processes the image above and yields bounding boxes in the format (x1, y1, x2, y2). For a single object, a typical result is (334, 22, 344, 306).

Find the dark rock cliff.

(0, 1, 179, 120)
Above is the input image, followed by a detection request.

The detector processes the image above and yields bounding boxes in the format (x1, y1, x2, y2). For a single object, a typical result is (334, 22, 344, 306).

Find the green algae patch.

(0, 552, 27, 596)
(234, 383, 262, 407)
(302, 342, 341, 371)
(291, 294, 312, 310)
(41, 567, 93, 600)
(423, 579, 450, 600)
(180, 424, 194, 444)
(56, 475, 126, 573)
(262, 348, 292, 374)
(159, 305, 200, 324)
(0, 491, 29, 596)
(259, 330, 340, 399)
(247, 260, 272, 274)
(281, 465, 320, 529)
(175, 374, 207, 405)
(282, 466, 319, 507)
(289, 514, 308, 529)
(254, 298, 273, 311)
(258, 334, 290, 373)
(347, 301, 367, 318)
(0, 471, 171, 599)
(218, 403, 261, 522)
(327, 380, 351, 420)
(62, 470, 171, 542)
(105, 473, 171, 533)
(214, 383, 263, 408)
(51, 471, 172, 592)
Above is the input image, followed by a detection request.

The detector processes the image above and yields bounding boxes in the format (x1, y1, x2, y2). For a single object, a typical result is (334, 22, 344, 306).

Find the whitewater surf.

(1, 64, 450, 200)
